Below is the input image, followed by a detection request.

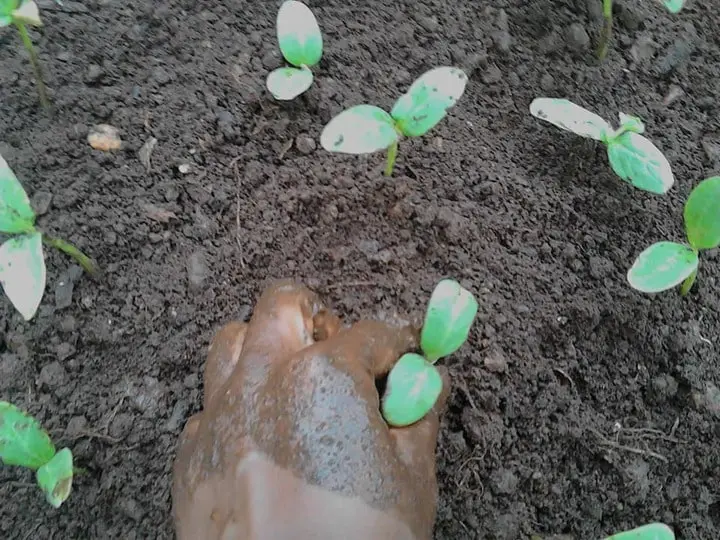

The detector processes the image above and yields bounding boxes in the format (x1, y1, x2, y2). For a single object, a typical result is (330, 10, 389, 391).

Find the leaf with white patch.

(530, 98, 611, 141)
(0, 232, 46, 321)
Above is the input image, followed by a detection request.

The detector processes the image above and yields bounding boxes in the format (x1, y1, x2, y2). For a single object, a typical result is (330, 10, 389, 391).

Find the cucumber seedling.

(265, 0, 323, 101)
(1, 0, 49, 107)
(530, 98, 674, 195)
(1, 401, 74, 508)
(627, 176, 720, 295)
(382, 279, 478, 427)
(597, 0, 685, 60)
(321, 66, 468, 177)
(0, 154, 99, 321)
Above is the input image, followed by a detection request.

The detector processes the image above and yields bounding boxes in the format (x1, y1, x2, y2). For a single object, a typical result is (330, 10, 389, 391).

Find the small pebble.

(566, 23, 590, 52)
(187, 250, 209, 291)
(540, 73, 555, 91)
(295, 134, 316, 155)
(88, 124, 122, 151)
(482, 64, 503, 84)
(31, 191, 53, 215)
(484, 347, 508, 373)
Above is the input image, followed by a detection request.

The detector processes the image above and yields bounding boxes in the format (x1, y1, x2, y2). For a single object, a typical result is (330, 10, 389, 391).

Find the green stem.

(680, 266, 698, 296)
(384, 140, 399, 177)
(597, 0, 613, 61)
(42, 234, 100, 277)
(14, 21, 50, 108)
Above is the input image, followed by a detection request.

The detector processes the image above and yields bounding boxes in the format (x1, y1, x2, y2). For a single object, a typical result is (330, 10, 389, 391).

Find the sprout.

(321, 67, 468, 176)
(0, 401, 74, 508)
(597, 0, 685, 60)
(530, 98, 674, 195)
(0, 0, 49, 107)
(382, 280, 477, 427)
(0, 154, 99, 320)
(628, 176, 720, 295)
(265, 0, 323, 101)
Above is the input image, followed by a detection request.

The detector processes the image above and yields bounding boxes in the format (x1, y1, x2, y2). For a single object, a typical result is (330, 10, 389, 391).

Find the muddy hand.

(172, 280, 450, 540)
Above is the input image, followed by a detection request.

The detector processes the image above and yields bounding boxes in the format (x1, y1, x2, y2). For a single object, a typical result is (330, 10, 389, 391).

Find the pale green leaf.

(0, 401, 56, 470)
(37, 447, 73, 508)
(391, 67, 468, 137)
(529, 98, 611, 141)
(606, 132, 674, 194)
(660, 0, 684, 13)
(683, 176, 720, 250)
(0, 0, 18, 25)
(0, 232, 46, 320)
(320, 105, 398, 154)
(381, 353, 443, 427)
(276, 0, 322, 68)
(604, 522, 675, 540)
(627, 241, 698, 293)
(421, 279, 478, 363)
(12, 0, 41, 26)
(266, 66, 314, 100)
(618, 112, 645, 134)
(0, 154, 35, 233)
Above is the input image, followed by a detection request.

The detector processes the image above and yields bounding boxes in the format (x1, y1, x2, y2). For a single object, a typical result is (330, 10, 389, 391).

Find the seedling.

(382, 279, 478, 427)
(320, 66, 468, 177)
(265, 0, 323, 101)
(627, 176, 720, 295)
(0, 0, 49, 107)
(0, 154, 99, 321)
(604, 522, 675, 540)
(597, 0, 685, 60)
(530, 98, 674, 195)
(0, 401, 74, 508)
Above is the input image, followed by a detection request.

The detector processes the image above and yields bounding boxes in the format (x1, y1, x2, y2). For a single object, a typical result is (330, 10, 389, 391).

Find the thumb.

(389, 366, 450, 478)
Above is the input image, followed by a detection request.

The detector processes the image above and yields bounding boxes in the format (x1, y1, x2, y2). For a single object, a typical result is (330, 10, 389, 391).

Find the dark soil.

(1, 0, 719, 538)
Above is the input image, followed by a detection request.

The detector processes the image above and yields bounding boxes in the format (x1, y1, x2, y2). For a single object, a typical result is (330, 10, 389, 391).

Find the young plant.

(0, 153, 99, 321)
(265, 0, 323, 101)
(604, 522, 675, 540)
(0, 401, 74, 508)
(627, 176, 720, 295)
(320, 66, 468, 177)
(530, 98, 674, 195)
(0, 0, 49, 107)
(382, 279, 478, 427)
(597, 0, 685, 60)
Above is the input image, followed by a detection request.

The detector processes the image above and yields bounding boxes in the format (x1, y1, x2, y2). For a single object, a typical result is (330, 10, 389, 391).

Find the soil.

(1, 0, 719, 538)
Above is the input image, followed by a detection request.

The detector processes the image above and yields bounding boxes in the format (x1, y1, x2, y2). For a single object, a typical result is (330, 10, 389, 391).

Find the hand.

(171, 280, 450, 540)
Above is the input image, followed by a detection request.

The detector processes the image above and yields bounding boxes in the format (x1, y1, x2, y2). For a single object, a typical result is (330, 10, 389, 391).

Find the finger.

(390, 366, 450, 477)
(241, 279, 340, 367)
(322, 320, 419, 377)
(203, 321, 248, 408)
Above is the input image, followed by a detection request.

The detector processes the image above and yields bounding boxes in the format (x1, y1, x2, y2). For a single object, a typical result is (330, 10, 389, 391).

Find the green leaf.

(37, 447, 73, 508)
(0, 154, 35, 233)
(683, 176, 720, 250)
(320, 105, 398, 154)
(276, 0, 322, 68)
(266, 66, 314, 101)
(391, 67, 468, 137)
(606, 132, 674, 194)
(627, 241, 698, 293)
(618, 112, 645, 134)
(421, 279, 478, 363)
(0, 401, 56, 470)
(0, 0, 19, 25)
(660, 0, 684, 13)
(529, 98, 611, 141)
(604, 522, 675, 540)
(381, 353, 443, 428)
(0, 232, 46, 320)
(12, 0, 41, 26)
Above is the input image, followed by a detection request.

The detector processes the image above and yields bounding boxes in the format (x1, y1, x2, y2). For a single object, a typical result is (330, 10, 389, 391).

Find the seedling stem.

(598, 0, 613, 60)
(42, 234, 99, 276)
(15, 20, 49, 108)
(385, 140, 399, 177)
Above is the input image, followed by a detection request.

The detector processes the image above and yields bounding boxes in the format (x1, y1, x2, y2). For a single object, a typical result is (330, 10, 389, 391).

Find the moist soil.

(1, 0, 719, 538)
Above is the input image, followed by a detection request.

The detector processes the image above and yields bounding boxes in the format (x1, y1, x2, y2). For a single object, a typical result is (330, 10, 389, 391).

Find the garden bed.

(1, 0, 719, 538)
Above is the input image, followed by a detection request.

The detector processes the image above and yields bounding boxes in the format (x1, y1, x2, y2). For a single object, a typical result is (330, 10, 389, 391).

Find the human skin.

(172, 280, 450, 540)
